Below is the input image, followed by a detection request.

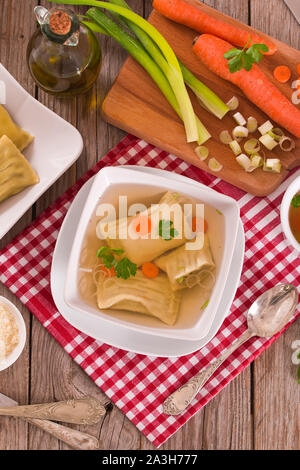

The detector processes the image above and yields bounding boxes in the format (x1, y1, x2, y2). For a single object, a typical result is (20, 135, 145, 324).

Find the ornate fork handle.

(0, 396, 106, 425)
(163, 330, 253, 415)
(24, 418, 100, 450)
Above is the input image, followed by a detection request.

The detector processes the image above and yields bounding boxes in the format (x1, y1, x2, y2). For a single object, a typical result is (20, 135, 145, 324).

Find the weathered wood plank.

(0, 0, 37, 451)
(0, 0, 299, 451)
(251, 0, 300, 450)
(193, 0, 252, 451)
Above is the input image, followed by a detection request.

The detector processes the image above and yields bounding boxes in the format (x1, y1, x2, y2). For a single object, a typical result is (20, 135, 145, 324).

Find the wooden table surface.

(0, 0, 299, 451)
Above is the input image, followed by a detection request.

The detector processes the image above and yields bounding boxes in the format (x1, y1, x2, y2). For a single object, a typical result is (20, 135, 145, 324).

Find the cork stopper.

(49, 11, 72, 36)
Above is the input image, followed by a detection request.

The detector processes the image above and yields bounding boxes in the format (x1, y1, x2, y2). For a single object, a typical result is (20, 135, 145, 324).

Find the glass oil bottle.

(27, 6, 102, 97)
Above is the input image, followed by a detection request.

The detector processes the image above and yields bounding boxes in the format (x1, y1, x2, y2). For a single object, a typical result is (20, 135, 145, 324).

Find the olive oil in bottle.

(27, 6, 102, 97)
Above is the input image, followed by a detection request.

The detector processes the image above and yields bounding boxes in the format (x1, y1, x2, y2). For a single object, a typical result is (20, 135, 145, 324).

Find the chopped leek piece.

(263, 158, 281, 173)
(226, 96, 239, 110)
(258, 120, 274, 135)
(219, 130, 232, 144)
(232, 126, 249, 139)
(268, 127, 284, 142)
(208, 158, 223, 172)
(279, 136, 295, 152)
(236, 154, 257, 172)
(250, 154, 263, 168)
(229, 140, 242, 156)
(259, 134, 278, 150)
(233, 112, 246, 126)
(247, 117, 258, 133)
(244, 138, 260, 155)
(194, 145, 209, 160)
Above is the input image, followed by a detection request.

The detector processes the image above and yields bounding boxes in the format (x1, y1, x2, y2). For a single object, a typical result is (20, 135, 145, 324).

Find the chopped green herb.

(96, 246, 124, 269)
(216, 209, 223, 215)
(115, 257, 137, 280)
(224, 37, 269, 73)
(291, 194, 300, 209)
(158, 220, 179, 241)
(96, 246, 137, 279)
(177, 276, 184, 284)
(201, 300, 209, 310)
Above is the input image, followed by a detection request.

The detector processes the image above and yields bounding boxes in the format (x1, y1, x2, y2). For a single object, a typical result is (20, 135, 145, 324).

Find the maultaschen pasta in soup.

(78, 191, 217, 326)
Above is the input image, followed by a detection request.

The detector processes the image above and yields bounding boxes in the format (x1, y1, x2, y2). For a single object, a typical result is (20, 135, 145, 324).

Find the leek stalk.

(108, 0, 228, 120)
(84, 11, 179, 114)
(49, 0, 200, 143)
(86, 9, 210, 144)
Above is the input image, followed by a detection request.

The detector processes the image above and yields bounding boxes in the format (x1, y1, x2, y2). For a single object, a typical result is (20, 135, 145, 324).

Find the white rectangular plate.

(0, 64, 83, 240)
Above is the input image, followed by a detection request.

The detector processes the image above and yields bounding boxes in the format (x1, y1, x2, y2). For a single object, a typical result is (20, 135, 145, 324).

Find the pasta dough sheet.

(0, 105, 34, 151)
(0, 135, 39, 204)
(96, 191, 191, 266)
(155, 235, 215, 291)
(97, 270, 182, 325)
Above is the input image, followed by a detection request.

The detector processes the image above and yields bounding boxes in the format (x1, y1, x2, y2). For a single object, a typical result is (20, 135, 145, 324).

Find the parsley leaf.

(96, 246, 124, 269)
(224, 37, 269, 73)
(96, 246, 137, 280)
(291, 194, 300, 209)
(158, 220, 179, 241)
(115, 258, 137, 280)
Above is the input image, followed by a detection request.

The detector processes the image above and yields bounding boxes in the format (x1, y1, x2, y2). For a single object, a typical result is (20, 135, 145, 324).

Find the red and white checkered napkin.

(0, 134, 299, 447)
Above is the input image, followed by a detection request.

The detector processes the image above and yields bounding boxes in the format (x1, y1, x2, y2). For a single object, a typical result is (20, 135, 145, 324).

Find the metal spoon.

(163, 284, 298, 416)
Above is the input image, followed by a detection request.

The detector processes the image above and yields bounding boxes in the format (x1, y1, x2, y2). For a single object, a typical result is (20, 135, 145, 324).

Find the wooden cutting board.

(102, 0, 300, 196)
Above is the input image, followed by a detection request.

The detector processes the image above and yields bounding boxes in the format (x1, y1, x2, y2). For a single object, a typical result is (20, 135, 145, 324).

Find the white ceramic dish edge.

(280, 174, 300, 253)
(0, 63, 84, 239)
(50, 171, 245, 357)
(0, 296, 26, 371)
(64, 166, 240, 341)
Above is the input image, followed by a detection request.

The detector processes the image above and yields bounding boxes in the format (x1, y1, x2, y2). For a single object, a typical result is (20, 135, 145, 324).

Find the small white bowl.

(280, 175, 300, 253)
(0, 296, 26, 372)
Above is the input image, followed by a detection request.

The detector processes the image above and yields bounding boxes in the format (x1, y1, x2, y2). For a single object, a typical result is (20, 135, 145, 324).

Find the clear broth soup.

(289, 192, 300, 244)
(77, 184, 225, 330)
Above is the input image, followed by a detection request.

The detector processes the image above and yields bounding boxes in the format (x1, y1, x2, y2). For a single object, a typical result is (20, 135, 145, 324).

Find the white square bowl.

(64, 166, 240, 341)
(0, 64, 83, 239)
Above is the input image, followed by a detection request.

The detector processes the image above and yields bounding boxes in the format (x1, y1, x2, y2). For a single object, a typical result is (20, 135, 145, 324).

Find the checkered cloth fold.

(0, 134, 299, 447)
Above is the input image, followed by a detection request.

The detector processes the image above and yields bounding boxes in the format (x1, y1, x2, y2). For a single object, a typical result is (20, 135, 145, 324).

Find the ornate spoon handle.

(24, 417, 100, 450)
(163, 330, 253, 415)
(0, 397, 106, 425)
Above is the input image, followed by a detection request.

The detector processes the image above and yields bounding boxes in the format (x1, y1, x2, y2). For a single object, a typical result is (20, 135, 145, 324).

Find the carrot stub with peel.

(153, 0, 277, 55)
(191, 217, 208, 233)
(273, 65, 291, 83)
(142, 262, 159, 279)
(193, 34, 300, 138)
(132, 215, 152, 236)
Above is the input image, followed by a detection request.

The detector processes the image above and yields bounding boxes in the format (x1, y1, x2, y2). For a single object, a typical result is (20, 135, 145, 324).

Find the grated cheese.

(0, 304, 19, 362)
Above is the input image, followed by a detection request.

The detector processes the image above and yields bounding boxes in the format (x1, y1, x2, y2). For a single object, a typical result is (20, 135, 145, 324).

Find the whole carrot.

(193, 34, 300, 138)
(153, 0, 277, 55)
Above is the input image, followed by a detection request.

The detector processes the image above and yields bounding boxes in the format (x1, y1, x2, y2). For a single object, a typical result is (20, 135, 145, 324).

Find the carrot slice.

(142, 262, 159, 279)
(153, 0, 277, 55)
(297, 64, 300, 76)
(273, 65, 291, 83)
(132, 215, 152, 236)
(192, 217, 208, 233)
(193, 34, 300, 138)
(99, 265, 116, 277)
